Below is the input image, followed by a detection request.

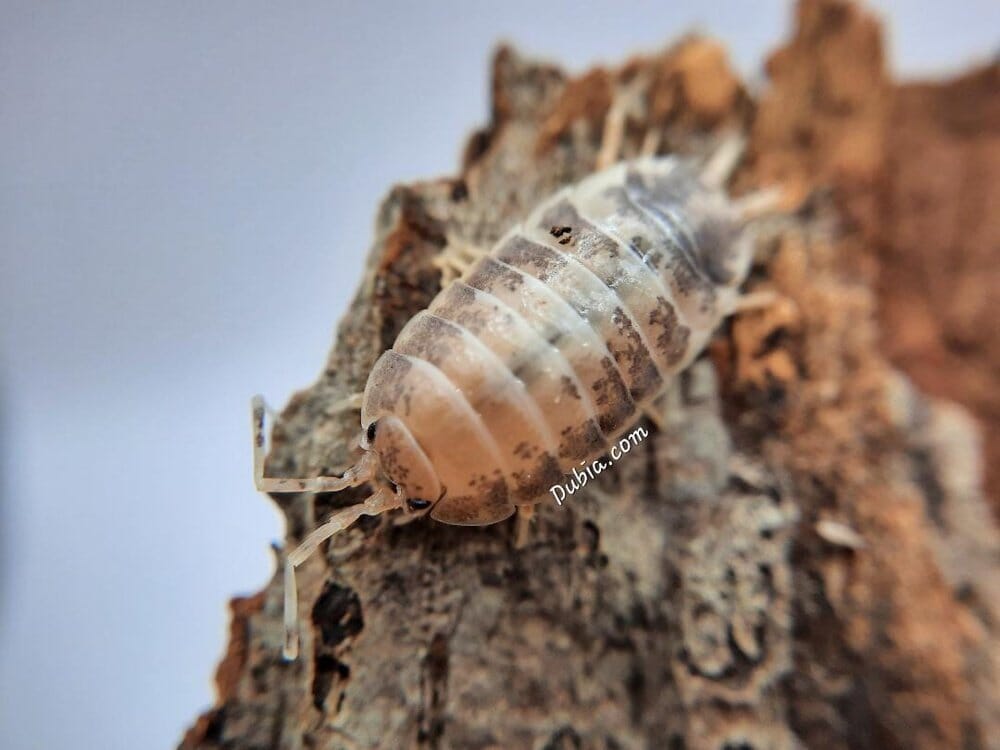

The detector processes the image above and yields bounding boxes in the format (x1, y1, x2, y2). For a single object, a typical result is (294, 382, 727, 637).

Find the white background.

(1, 2, 997, 747)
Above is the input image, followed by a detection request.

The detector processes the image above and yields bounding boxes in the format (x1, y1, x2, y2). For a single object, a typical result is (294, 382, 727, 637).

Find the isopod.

(253, 136, 779, 659)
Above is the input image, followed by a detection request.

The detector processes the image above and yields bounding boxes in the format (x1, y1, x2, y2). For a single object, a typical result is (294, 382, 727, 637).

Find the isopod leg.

(597, 75, 651, 169)
(701, 134, 746, 188)
(640, 128, 662, 158)
(433, 238, 489, 285)
(282, 485, 404, 660)
(252, 395, 374, 493)
(729, 289, 779, 315)
(514, 504, 535, 549)
(735, 187, 785, 221)
(596, 98, 628, 170)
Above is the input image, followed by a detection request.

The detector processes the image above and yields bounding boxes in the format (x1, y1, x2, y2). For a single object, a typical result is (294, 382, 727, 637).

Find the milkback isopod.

(253, 140, 776, 659)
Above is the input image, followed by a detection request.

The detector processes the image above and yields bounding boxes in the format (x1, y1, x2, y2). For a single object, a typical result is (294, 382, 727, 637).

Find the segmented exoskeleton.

(253, 142, 776, 659)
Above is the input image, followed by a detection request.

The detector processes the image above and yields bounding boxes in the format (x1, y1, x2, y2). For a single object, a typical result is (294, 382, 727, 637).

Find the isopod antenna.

(251, 395, 403, 660)
(252, 394, 378, 493)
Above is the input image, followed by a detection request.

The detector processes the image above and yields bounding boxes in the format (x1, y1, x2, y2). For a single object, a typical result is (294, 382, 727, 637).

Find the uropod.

(253, 136, 780, 660)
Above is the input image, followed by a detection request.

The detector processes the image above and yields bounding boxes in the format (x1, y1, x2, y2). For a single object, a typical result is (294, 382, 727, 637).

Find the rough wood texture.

(182, 2, 999, 748)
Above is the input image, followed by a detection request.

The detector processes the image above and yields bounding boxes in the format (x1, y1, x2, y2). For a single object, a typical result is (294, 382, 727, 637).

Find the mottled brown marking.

(472, 472, 507, 499)
(513, 440, 536, 460)
(372, 424, 435, 499)
(536, 196, 702, 397)
(589, 356, 636, 434)
(667, 247, 708, 301)
(609, 306, 663, 400)
(378, 440, 410, 487)
(368, 352, 414, 415)
(498, 338, 568, 395)
(559, 375, 581, 401)
(398, 315, 462, 368)
(496, 232, 664, 416)
(432, 475, 513, 525)
(467, 257, 526, 295)
(648, 296, 691, 366)
(558, 420, 605, 462)
(496, 235, 568, 282)
(512, 452, 564, 498)
(433, 283, 510, 336)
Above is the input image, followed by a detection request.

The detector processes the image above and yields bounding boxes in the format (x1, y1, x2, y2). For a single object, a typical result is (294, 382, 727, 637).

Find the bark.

(182, 1, 1000, 748)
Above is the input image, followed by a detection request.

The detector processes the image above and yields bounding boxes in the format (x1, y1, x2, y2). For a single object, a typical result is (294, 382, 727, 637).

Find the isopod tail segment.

(698, 134, 790, 319)
(251, 395, 406, 660)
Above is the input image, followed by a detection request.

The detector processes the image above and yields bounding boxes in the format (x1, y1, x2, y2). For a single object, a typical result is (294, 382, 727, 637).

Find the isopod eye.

(407, 498, 432, 512)
(366, 421, 378, 443)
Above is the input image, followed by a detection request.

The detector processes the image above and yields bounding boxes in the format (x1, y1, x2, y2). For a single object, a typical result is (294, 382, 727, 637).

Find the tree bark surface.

(182, 2, 1000, 748)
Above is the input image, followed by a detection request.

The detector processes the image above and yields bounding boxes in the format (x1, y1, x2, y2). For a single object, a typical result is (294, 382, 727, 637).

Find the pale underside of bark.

(182, 2, 1000, 748)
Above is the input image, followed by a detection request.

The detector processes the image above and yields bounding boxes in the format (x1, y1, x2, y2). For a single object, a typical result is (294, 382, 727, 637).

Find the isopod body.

(254, 150, 767, 658)
(362, 155, 754, 524)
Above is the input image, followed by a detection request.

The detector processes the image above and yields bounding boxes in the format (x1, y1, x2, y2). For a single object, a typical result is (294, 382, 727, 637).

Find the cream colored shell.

(361, 156, 754, 526)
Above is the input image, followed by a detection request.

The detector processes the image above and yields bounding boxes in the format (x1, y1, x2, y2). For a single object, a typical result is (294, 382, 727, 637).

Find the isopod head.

(690, 192, 756, 288)
(633, 155, 756, 289)
(363, 414, 442, 513)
